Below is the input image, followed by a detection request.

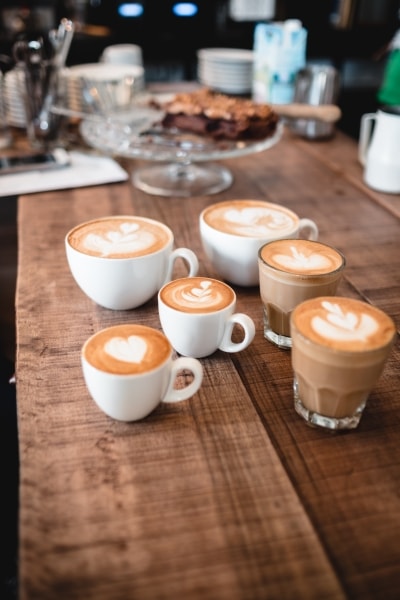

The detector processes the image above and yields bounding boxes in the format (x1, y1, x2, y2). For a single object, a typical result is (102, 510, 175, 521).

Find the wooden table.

(15, 126, 400, 600)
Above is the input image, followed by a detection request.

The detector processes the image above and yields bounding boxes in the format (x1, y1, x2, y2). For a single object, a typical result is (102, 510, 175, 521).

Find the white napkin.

(0, 151, 128, 197)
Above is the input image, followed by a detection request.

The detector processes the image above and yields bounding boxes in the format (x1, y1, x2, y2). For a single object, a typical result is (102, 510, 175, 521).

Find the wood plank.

(292, 129, 400, 219)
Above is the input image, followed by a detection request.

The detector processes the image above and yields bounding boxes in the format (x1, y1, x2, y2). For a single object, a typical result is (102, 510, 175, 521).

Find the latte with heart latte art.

(83, 324, 172, 375)
(199, 199, 319, 287)
(202, 199, 299, 238)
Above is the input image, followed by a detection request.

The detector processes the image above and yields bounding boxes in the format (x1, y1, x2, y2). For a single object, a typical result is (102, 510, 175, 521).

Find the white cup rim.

(158, 276, 236, 314)
(258, 238, 346, 277)
(200, 199, 300, 238)
(81, 324, 173, 378)
(65, 215, 173, 260)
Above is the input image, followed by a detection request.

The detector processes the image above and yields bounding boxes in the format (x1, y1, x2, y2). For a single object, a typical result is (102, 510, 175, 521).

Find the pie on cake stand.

(80, 103, 283, 197)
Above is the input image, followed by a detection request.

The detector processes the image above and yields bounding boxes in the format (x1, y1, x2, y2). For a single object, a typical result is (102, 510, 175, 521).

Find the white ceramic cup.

(158, 276, 256, 358)
(81, 324, 203, 422)
(66, 215, 199, 310)
(100, 44, 143, 67)
(199, 199, 319, 286)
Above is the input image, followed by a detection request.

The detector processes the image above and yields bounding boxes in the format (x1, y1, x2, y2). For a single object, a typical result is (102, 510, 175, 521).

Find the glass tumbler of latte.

(291, 297, 396, 430)
(258, 239, 346, 349)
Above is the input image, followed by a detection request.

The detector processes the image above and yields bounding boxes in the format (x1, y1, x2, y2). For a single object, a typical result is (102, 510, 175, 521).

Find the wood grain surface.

(16, 127, 400, 600)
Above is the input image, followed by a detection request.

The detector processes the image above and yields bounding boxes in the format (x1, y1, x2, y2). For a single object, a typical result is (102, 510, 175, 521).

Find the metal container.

(290, 65, 340, 139)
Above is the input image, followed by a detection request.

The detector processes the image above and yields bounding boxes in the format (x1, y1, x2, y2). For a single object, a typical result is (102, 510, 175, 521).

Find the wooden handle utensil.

(272, 103, 342, 123)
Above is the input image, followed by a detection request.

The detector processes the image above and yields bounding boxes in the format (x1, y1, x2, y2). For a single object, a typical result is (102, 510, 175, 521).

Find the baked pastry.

(159, 88, 279, 141)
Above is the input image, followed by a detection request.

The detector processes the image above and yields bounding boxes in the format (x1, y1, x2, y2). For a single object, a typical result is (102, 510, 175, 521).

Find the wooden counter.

(15, 126, 400, 599)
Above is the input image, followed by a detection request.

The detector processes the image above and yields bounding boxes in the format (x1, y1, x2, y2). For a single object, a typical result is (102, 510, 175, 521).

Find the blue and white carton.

(252, 19, 307, 104)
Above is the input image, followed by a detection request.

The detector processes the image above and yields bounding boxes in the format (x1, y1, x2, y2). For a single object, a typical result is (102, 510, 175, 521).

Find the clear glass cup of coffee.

(290, 296, 396, 431)
(258, 238, 346, 349)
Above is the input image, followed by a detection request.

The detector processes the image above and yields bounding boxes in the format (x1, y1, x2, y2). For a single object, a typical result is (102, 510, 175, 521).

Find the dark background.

(1, 0, 400, 138)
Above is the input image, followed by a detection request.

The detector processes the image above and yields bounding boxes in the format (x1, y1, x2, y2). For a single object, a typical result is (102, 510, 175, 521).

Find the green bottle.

(378, 30, 400, 106)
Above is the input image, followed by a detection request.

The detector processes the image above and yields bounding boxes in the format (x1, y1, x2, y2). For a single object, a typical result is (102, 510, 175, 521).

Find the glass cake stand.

(78, 103, 283, 197)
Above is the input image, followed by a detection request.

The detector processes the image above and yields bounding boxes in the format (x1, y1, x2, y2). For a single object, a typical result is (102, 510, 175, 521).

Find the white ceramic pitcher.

(359, 107, 400, 194)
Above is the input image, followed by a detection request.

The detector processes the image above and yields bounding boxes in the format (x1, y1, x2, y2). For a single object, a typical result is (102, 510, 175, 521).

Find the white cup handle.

(219, 313, 256, 353)
(298, 218, 319, 241)
(163, 248, 199, 285)
(358, 113, 375, 166)
(162, 357, 203, 403)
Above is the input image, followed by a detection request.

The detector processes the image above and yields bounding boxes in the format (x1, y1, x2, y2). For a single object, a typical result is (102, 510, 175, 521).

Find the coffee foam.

(203, 200, 298, 238)
(292, 297, 396, 352)
(83, 324, 171, 375)
(160, 277, 235, 313)
(68, 216, 171, 258)
(260, 239, 344, 276)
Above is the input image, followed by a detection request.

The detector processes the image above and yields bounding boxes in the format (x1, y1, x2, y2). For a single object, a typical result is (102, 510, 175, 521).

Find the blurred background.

(0, 0, 399, 139)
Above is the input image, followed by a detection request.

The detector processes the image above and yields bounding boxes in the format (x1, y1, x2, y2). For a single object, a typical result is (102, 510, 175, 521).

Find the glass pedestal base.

(132, 162, 233, 197)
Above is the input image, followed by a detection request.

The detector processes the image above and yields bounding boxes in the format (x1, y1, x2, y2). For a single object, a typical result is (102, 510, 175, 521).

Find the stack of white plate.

(61, 63, 145, 114)
(4, 67, 26, 128)
(197, 48, 254, 95)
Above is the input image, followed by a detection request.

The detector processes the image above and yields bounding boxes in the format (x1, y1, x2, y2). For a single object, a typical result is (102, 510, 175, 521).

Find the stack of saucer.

(4, 67, 26, 127)
(197, 48, 254, 95)
(62, 63, 145, 114)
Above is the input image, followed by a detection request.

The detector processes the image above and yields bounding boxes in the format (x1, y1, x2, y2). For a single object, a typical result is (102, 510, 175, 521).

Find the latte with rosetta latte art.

(258, 239, 346, 346)
(259, 238, 343, 275)
(291, 297, 396, 429)
(292, 297, 395, 351)
(68, 216, 171, 259)
(158, 276, 255, 358)
(159, 277, 235, 313)
(83, 324, 171, 375)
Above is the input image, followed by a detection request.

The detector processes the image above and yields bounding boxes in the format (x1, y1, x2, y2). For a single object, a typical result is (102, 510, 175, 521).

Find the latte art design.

(68, 217, 171, 259)
(105, 335, 147, 364)
(84, 222, 155, 257)
(161, 277, 234, 313)
(312, 301, 378, 343)
(274, 245, 333, 272)
(175, 280, 224, 309)
(223, 207, 295, 237)
(292, 296, 395, 353)
(83, 324, 172, 375)
(260, 239, 344, 276)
